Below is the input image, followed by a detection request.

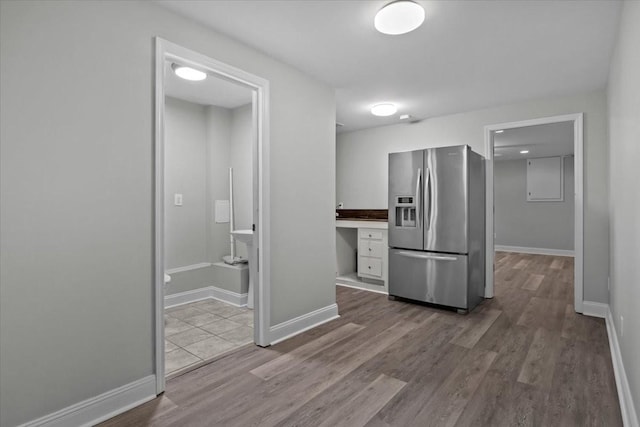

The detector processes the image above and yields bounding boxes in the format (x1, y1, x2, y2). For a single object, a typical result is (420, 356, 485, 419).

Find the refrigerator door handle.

(396, 251, 457, 261)
(425, 168, 431, 230)
(415, 168, 422, 228)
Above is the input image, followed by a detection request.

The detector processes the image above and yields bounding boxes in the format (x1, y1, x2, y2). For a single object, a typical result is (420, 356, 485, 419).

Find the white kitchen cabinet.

(357, 227, 387, 282)
(336, 221, 388, 294)
(358, 238, 383, 258)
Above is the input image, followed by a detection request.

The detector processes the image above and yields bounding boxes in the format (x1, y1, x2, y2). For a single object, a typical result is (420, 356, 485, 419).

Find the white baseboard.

(165, 287, 213, 308)
(165, 262, 212, 275)
(209, 286, 247, 307)
(18, 375, 156, 427)
(165, 285, 247, 309)
(495, 245, 575, 257)
(582, 301, 608, 318)
(606, 308, 639, 427)
(270, 304, 340, 345)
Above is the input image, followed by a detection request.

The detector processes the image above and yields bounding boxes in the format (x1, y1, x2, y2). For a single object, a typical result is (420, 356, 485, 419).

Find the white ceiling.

(164, 61, 252, 108)
(156, 0, 621, 133)
(494, 121, 574, 161)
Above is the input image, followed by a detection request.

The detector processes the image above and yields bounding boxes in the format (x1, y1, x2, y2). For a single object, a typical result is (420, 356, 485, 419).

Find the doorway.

(154, 38, 271, 394)
(484, 113, 584, 312)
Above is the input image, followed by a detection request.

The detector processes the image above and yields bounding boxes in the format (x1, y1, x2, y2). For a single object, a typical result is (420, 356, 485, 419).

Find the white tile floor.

(164, 299, 253, 375)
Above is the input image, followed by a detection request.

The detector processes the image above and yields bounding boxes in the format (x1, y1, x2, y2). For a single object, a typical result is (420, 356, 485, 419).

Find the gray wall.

(336, 91, 609, 305)
(0, 1, 335, 426)
(607, 0, 640, 417)
(495, 157, 574, 251)
(204, 104, 233, 266)
(164, 97, 209, 269)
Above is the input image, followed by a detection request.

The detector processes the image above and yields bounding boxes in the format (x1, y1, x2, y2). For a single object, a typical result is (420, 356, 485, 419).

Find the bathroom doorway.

(154, 38, 271, 393)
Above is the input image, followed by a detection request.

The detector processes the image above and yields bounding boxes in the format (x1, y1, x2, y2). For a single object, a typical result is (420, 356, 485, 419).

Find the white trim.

(484, 113, 584, 313)
(484, 125, 494, 298)
(269, 304, 340, 345)
(606, 308, 639, 427)
(165, 286, 248, 308)
(494, 245, 575, 257)
(153, 37, 166, 395)
(154, 38, 272, 395)
(165, 287, 212, 308)
(582, 301, 608, 319)
(165, 262, 212, 275)
(18, 375, 156, 427)
(210, 286, 248, 307)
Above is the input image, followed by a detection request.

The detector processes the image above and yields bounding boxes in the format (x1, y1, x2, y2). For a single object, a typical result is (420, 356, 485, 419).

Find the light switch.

(174, 193, 183, 206)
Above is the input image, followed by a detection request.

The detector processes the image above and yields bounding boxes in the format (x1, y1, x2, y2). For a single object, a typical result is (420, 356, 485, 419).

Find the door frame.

(154, 38, 271, 394)
(483, 113, 584, 313)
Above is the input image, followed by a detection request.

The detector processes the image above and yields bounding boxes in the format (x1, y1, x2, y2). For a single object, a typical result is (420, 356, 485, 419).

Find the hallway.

(101, 253, 621, 426)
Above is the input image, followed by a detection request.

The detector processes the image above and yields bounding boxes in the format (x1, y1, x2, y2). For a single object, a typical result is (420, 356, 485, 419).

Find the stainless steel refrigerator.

(388, 145, 485, 312)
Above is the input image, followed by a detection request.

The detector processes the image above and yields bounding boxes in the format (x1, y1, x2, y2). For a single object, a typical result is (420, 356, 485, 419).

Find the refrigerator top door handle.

(425, 168, 431, 230)
(415, 168, 421, 228)
(396, 251, 457, 261)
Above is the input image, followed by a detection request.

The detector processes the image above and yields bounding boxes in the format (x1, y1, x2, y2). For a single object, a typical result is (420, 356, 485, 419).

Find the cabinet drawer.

(358, 256, 382, 278)
(358, 239, 383, 258)
(359, 229, 383, 241)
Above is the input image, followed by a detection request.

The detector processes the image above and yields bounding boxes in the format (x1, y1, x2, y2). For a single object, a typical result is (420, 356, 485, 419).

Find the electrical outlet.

(174, 193, 183, 206)
(620, 316, 624, 337)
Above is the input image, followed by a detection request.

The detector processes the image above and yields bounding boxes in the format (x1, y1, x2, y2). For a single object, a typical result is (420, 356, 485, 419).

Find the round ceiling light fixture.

(172, 63, 207, 81)
(375, 1, 425, 35)
(371, 103, 398, 116)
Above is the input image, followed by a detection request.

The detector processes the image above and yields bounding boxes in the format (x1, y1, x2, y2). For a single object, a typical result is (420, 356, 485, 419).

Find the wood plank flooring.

(100, 252, 622, 427)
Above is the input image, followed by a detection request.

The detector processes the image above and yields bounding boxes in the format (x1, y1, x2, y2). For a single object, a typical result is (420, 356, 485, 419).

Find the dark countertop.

(336, 209, 388, 222)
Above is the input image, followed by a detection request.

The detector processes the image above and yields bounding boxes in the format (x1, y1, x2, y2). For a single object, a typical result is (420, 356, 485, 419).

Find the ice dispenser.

(394, 196, 416, 227)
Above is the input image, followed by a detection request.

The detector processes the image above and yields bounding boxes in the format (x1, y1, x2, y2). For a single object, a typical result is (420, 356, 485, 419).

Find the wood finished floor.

(101, 252, 622, 427)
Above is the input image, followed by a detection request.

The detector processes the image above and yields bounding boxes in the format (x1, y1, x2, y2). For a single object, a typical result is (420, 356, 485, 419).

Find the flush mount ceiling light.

(171, 63, 207, 81)
(371, 103, 398, 116)
(375, 1, 425, 35)
(520, 150, 529, 154)
(495, 130, 504, 134)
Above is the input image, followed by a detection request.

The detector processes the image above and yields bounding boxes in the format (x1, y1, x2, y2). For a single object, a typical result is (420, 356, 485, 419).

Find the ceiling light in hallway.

(172, 63, 207, 81)
(375, 1, 425, 35)
(371, 103, 398, 116)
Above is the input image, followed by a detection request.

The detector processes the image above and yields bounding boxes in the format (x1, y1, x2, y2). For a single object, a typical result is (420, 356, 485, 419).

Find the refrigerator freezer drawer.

(389, 249, 468, 309)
